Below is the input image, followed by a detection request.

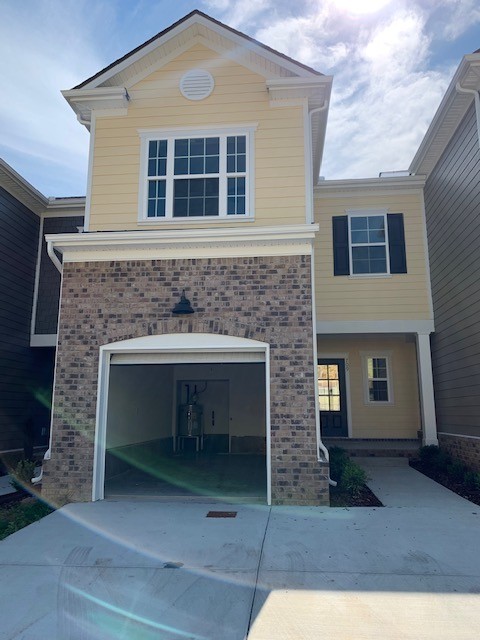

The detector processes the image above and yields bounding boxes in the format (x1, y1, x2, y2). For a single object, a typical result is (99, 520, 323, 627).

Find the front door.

(318, 359, 348, 437)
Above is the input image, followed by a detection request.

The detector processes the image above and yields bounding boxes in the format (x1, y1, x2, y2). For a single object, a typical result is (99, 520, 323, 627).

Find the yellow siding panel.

(318, 335, 420, 438)
(314, 191, 432, 321)
(89, 44, 306, 231)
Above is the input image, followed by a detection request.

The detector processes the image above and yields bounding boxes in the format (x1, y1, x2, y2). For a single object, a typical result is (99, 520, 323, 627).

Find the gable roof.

(410, 52, 480, 176)
(73, 9, 323, 91)
(63, 10, 332, 182)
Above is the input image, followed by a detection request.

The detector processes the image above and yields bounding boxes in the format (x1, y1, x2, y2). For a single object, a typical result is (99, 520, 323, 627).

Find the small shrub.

(419, 446, 452, 473)
(464, 471, 480, 491)
(340, 460, 368, 499)
(9, 460, 36, 493)
(328, 447, 349, 482)
(419, 445, 441, 464)
(447, 459, 467, 483)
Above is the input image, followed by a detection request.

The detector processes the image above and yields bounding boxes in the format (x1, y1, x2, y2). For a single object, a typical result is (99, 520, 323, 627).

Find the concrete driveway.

(1, 466, 480, 639)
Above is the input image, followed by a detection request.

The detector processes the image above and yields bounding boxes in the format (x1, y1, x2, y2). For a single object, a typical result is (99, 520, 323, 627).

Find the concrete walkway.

(356, 456, 475, 508)
(0, 466, 479, 639)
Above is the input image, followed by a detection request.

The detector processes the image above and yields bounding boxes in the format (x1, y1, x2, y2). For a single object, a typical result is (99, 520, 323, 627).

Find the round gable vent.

(180, 69, 214, 101)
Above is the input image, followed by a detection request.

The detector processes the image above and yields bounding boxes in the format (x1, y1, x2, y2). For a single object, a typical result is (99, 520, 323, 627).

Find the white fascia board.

(316, 319, 435, 335)
(62, 87, 129, 126)
(409, 54, 480, 176)
(80, 14, 322, 91)
(0, 159, 48, 214)
(46, 223, 319, 263)
(315, 175, 426, 196)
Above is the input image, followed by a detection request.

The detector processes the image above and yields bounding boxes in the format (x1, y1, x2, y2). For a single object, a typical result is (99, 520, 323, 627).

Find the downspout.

(47, 241, 63, 274)
(308, 100, 337, 487)
(456, 83, 480, 147)
(32, 240, 62, 484)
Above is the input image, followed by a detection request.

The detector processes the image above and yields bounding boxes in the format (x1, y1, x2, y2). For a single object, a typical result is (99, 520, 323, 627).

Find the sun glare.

(332, 0, 391, 15)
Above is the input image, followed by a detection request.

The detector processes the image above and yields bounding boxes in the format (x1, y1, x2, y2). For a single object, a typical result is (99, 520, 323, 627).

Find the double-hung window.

(332, 210, 407, 276)
(139, 127, 254, 220)
(349, 214, 388, 274)
(362, 353, 393, 404)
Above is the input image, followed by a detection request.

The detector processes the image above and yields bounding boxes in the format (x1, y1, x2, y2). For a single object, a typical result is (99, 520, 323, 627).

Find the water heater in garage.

(178, 403, 203, 437)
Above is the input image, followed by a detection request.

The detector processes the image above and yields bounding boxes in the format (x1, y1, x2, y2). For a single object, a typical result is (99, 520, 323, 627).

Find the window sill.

(348, 273, 392, 279)
(138, 216, 255, 226)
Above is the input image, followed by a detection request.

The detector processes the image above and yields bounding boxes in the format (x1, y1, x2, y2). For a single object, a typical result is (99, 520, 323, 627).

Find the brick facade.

(42, 254, 329, 505)
(438, 433, 480, 473)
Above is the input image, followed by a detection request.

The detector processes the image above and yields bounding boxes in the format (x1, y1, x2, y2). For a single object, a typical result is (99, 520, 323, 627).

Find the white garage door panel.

(111, 351, 265, 365)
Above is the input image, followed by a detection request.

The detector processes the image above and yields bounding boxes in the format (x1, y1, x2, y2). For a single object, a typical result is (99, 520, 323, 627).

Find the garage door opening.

(103, 361, 267, 501)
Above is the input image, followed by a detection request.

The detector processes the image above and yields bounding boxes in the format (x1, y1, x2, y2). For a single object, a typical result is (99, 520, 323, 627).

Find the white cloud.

(439, 0, 480, 40)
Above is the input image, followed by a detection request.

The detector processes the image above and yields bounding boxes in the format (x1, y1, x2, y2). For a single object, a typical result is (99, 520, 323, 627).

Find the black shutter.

(333, 216, 350, 275)
(387, 213, 407, 274)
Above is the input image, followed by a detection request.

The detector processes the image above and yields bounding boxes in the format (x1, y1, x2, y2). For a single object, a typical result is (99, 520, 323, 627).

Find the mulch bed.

(330, 484, 383, 507)
(410, 460, 480, 506)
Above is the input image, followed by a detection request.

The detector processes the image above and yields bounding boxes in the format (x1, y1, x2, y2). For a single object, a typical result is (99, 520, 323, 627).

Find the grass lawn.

(0, 498, 53, 541)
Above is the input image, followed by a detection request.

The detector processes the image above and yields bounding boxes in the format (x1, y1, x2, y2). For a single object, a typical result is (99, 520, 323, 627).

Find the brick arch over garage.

(42, 256, 329, 505)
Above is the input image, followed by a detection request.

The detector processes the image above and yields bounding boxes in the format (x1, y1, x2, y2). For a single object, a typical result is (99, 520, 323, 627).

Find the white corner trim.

(303, 102, 314, 225)
(30, 334, 57, 347)
(46, 224, 318, 263)
(30, 215, 44, 338)
(316, 320, 435, 334)
(83, 113, 95, 232)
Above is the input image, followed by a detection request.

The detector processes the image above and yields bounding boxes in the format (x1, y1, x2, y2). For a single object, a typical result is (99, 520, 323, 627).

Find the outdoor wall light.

(172, 290, 195, 314)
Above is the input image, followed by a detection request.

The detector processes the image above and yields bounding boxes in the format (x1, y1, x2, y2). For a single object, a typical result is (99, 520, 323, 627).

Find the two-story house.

(39, 10, 437, 506)
(410, 50, 480, 473)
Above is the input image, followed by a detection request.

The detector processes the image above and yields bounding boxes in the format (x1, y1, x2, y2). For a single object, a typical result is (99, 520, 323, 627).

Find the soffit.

(410, 54, 480, 177)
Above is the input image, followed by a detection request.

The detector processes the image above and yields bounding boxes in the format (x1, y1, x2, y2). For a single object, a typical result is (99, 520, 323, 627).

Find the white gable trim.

(79, 12, 321, 92)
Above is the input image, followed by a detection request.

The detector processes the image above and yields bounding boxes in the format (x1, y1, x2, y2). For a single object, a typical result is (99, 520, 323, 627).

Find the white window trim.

(347, 209, 390, 278)
(361, 351, 394, 406)
(138, 124, 256, 223)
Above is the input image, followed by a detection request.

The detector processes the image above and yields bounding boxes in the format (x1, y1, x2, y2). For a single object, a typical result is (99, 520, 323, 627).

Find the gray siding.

(35, 216, 84, 334)
(424, 102, 480, 437)
(0, 186, 43, 451)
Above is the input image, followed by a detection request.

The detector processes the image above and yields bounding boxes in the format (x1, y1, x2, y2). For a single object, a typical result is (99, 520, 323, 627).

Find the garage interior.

(104, 361, 267, 501)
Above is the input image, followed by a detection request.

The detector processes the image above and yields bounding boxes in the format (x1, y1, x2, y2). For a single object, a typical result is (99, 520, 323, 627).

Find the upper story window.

(139, 127, 255, 221)
(349, 214, 388, 274)
(333, 210, 407, 277)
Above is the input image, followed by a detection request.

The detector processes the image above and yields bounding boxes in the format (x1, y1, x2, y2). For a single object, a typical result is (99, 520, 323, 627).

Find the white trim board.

(46, 224, 318, 264)
(30, 334, 57, 347)
(92, 333, 272, 505)
(316, 320, 435, 335)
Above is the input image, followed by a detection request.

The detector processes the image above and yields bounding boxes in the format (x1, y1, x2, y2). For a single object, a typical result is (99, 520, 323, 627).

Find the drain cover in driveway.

(206, 511, 237, 518)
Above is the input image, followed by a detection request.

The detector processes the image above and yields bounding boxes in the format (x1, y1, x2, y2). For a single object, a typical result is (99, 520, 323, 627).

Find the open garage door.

(93, 334, 270, 503)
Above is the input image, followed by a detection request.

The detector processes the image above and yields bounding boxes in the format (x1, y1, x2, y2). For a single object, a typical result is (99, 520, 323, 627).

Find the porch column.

(416, 333, 438, 446)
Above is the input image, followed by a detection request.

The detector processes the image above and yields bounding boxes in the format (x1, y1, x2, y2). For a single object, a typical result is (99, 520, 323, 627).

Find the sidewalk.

(0, 462, 479, 639)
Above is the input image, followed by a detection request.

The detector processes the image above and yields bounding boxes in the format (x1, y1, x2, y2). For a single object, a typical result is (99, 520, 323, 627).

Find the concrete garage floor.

(105, 453, 267, 501)
(1, 463, 480, 639)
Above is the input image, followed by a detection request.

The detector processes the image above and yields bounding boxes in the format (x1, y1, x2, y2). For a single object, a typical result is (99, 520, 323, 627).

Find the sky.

(0, 0, 479, 197)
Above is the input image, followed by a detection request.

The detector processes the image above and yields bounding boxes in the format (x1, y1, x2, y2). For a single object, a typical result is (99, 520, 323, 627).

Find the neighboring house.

(32, 10, 438, 506)
(410, 51, 480, 472)
(0, 159, 84, 459)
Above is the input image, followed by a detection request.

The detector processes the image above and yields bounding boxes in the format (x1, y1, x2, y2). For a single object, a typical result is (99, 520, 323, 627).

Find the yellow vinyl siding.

(314, 191, 431, 321)
(89, 43, 306, 231)
(318, 335, 420, 438)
